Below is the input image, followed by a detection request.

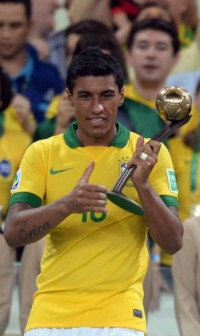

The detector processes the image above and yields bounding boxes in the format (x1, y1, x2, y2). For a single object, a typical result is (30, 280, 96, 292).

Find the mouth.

(143, 65, 158, 71)
(87, 117, 106, 126)
(1, 44, 13, 49)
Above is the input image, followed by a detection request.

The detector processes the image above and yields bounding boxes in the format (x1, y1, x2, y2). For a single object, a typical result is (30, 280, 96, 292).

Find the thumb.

(79, 161, 95, 184)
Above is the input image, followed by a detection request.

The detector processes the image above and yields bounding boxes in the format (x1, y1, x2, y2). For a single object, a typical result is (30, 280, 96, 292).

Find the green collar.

(64, 121, 130, 148)
(0, 111, 5, 137)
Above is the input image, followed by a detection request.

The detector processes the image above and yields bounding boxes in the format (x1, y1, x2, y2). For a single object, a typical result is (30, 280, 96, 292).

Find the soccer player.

(4, 47, 183, 336)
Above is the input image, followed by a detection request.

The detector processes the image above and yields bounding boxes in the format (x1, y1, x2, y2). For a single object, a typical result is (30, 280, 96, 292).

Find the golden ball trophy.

(107, 86, 192, 215)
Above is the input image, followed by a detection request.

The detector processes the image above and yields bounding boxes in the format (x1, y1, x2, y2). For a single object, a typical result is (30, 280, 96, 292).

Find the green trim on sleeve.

(9, 192, 42, 208)
(160, 195, 178, 208)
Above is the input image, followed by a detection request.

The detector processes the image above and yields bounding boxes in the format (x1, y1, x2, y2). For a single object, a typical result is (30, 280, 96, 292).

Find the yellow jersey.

(10, 122, 178, 333)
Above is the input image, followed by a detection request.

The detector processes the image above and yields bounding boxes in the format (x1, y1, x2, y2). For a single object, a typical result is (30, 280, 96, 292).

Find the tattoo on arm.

(19, 221, 51, 243)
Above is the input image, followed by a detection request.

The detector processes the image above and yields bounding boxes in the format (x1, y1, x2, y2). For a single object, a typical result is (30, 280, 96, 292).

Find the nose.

(92, 102, 104, 113)
(1, 26, 12, 39)
(146, 46, 156, 57)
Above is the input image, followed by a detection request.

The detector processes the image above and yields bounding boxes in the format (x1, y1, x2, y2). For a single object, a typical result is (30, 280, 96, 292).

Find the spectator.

(120, 18, 180, 140)
(172, 217, 200, 335)
(0, 0, 64, 123)
(0, 66, 32, 336)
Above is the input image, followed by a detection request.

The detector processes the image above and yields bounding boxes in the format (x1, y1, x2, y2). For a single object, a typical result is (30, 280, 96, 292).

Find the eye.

(11, 22, 23, 29)
(137, 42, 148, 50)
(102, 92, 115, 99)
(157, 44, 168, 51)
(79, 93, 90, 100)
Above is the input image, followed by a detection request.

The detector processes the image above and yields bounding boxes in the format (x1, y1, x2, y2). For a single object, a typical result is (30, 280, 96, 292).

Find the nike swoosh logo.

(50, 168, 72, 175)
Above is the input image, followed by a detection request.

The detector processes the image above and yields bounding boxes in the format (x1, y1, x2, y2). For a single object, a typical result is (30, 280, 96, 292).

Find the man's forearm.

(137, 182, 183, 254)
(4, 199, 70, 247)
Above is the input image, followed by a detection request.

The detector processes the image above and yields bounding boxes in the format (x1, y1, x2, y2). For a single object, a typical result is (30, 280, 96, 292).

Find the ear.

(125, 49, 133, 67)
(172, 52, 180, 70)
(119, 87, 125, 106)
(65, 88, 74, 106)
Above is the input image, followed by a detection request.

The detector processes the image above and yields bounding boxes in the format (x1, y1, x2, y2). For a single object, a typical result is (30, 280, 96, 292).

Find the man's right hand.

(63, 162, 108, 215)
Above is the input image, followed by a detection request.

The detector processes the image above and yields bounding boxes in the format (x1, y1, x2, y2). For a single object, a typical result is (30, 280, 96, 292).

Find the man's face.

(66, 75, 124, 146)
(128, 29, 178, 86)
(31, 0, 60, 36)
(0, 3, 31, 60)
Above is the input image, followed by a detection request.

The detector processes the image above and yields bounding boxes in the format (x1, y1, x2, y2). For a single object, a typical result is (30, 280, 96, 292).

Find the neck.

(133, 79, 165, 101)
(0, 50, 27, 77)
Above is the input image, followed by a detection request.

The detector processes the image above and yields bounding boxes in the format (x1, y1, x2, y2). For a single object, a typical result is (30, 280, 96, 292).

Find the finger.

(136, 136, 145, 150)
(148, 140, 161, 156)
(83, 205, 107, 214)
(79, 162, 95, 184)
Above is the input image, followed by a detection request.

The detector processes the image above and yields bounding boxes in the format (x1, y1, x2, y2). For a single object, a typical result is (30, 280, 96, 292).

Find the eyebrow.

(77, 89, 116, 95)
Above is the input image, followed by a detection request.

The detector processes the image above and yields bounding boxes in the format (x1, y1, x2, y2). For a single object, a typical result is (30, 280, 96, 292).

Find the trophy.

(107, 86, 192, 215)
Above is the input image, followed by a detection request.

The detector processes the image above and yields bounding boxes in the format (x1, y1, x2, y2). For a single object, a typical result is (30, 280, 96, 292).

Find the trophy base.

(107, 192, 144, 216)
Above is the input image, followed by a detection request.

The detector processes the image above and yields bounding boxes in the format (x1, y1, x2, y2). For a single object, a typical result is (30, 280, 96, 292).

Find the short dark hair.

(65, 19, 114, 40)
(0, 0, 32, 19)
(0, 67, 13, 112)
(127, 18, 180, 55)
(66, 46, 124, 93)
(73, 34, 129, 82)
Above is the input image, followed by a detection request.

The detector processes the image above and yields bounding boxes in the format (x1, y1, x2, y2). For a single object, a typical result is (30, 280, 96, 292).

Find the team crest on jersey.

(167, 169, 178, 193)
(118, 157, 133, 187)
(0, 160, 11, 178)
(11, 169, 22, 190)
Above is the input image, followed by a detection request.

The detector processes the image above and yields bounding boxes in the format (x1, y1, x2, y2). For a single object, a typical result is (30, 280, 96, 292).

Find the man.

(0, 66, 32, 335)
(5, 47, 183, 336)
(120, 18, 180, 140)
(18, 29, 128, 333)
(172, 216, 200, 336)
(0, 0, 64, 123)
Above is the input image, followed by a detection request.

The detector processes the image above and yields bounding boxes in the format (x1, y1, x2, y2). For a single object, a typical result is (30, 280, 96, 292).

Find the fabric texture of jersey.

(0, 106, 31, 218)
(10, 122, 178, 333)
(9, 44, 64, 123)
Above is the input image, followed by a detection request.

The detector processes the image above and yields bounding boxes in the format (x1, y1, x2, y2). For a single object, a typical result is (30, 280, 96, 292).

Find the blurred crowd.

(0, 0, 200, 335)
